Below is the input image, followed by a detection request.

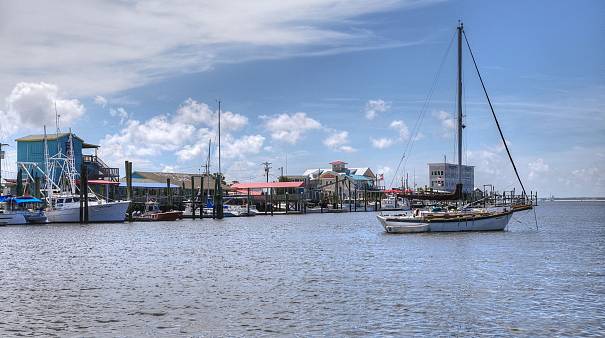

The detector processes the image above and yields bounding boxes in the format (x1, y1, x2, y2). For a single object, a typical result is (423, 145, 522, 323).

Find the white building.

(302, 161, 378, 200)
(428, 162, 474, 193)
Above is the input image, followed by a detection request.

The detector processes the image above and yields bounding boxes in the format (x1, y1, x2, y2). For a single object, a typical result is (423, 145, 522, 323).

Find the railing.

(83, 155, 120, 181)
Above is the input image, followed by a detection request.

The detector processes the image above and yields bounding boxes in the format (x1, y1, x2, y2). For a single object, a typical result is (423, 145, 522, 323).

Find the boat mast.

(217, 100, 221, 176)
(457, 21, 464, 190)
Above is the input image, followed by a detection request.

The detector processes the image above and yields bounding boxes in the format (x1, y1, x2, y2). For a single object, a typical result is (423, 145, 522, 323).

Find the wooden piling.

(285, 192, 289, 213)
(125, 160, 133, 222)
(166, 178, 171, 210)
(247, 188, 251, 215)
(270, 188, 274, 216)
(191, 176, 196, 220)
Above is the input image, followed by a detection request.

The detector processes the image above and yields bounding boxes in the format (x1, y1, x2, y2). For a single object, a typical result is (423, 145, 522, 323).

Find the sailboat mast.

(217, 100, 221, 176)
(457, 22, 464, 187)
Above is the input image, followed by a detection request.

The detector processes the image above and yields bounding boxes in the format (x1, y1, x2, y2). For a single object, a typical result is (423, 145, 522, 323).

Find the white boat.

(201, 204, 258, 217)
(45, 194, 130, 223)
(377, 207, 512, 233)
(0, 210, 28, 225)
(377, 23, 528, 234)
(0, 196, 47, 224)
(16, 129, 130, 224)
(380, 195, 410, 211)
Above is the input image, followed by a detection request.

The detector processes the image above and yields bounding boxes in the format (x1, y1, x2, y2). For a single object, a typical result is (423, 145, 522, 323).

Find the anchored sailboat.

(378, 22, 525, 233)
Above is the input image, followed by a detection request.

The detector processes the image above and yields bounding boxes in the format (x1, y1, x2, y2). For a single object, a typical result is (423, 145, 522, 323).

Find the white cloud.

(0, 1, 433, 96)
(528, 158, 549, 179)
(222, 134, 265, 159)
(389, 120, 410, 140)
(434, 110, 456, 137)
(365, 99, 390, 120)
(174, 99, 247, 132)
(371, 137, 394, 149)
(1, 82, 84, 136)
(324, 130, 355, 152)
(94, 95, 107, 107)
(99, 98, 249, 169)
(109, 107, 129, 125)
(265, 112, 321, 144)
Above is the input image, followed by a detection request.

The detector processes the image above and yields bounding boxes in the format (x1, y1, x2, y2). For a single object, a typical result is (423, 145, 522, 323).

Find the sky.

(0, 0, 604, 197)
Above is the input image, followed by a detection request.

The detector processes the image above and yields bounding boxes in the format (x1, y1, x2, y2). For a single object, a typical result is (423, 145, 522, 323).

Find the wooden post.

(191, 176, 196, 220)
(270, 188, 274, 216)
(348, 181, 352, 212)
(354, 188, 357, 212)
(80, 161, 89, 223)
(83, 166, 89, 223)
(320, 191, 323, 213)
(264, 189, 268, 215)
(200, 175, 204, 219)
(166, 178, 171, 211)
(79, 164, 84, 224)
(247, 188, 251, 215)
(285, 192, 289, 214)
(126, 161, 133, 222)
(364, 185, 367, 212)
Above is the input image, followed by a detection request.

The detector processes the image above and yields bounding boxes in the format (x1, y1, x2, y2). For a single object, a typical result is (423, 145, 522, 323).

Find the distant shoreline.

(542, 199, 605, 202)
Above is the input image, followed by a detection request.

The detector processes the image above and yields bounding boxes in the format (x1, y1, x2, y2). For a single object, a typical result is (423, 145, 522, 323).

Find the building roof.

(329, 160, 347, 165)
(119, 182, 180, 188)
(128, 171, 224, 190)
(15, 132, 85, 143)
(427, 162, 474, 167)
(231, 182, 305, 189)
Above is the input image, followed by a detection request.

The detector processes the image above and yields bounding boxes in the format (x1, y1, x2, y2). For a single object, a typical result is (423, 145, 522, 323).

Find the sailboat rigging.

(377, 22, 528, 233)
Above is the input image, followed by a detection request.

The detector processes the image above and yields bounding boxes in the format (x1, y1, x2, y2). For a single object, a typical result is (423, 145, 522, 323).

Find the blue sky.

(0, 0, 603, 196)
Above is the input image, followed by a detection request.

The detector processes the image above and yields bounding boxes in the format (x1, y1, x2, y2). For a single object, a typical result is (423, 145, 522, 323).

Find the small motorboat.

(133, 200, 183, 221)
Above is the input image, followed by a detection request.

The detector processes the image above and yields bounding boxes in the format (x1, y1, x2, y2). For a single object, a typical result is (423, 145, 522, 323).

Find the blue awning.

(14, 197, 43, 204)
(0, 196, 43, 204)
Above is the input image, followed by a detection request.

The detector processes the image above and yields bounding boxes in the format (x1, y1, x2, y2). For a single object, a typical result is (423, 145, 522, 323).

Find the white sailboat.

(377, 22, 527, 233)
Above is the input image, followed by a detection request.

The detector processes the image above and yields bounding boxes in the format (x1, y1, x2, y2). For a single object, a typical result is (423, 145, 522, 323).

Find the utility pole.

(0, 143, 8, 194)
(279, 166, 284, 179)
(262, 162, 271, 182)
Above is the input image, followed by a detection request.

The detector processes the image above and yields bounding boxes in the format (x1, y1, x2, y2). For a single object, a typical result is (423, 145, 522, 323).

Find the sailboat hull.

(378, 210, 512, 233)
(427, 212, 512, 232)
(46, 201, 130, 223)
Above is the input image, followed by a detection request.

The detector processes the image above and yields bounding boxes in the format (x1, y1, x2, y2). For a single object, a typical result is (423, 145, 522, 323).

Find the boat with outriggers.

(377, 22, 530, 234)
(18, 128, 130, 223)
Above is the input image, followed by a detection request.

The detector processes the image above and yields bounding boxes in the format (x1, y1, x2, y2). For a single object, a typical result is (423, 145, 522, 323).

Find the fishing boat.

(45, 193, 130, 223)
(18, 129, 130, 223)
(377, 22, 528, 233)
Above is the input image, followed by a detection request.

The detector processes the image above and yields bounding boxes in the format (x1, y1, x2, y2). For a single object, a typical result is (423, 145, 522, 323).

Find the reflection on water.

(0, 202, 603, 336)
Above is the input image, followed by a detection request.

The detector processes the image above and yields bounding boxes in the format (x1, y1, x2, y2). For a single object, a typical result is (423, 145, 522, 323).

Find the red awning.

(231, 181, 305, 189)
(76, 179, 121, 185)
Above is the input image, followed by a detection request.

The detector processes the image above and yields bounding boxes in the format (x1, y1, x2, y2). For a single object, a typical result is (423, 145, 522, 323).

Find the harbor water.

(0, 202, 603, 336)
